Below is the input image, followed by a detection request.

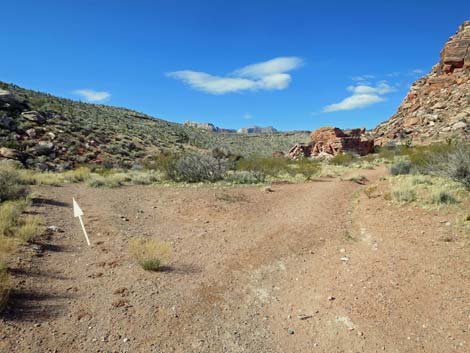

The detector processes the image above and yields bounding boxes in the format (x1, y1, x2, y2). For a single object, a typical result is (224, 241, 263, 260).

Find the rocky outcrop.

(374, 21, 470, 145)
(237, 126, 278, 134)
(183, 121, 236, 133)
(288, 127, 374, 159)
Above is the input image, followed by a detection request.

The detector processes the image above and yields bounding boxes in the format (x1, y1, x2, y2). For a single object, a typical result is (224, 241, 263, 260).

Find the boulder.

(0, 147, 26, 161)
(21, 111, 47, 124)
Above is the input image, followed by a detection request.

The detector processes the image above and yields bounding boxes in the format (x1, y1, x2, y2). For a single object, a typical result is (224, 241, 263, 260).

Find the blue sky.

(1, 1, 469, 131)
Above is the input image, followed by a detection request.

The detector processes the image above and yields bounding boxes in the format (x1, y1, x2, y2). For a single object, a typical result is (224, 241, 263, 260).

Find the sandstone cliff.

(374, 21, 470, 145)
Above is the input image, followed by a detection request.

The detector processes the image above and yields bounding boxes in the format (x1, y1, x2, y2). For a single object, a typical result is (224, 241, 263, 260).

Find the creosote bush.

(129, 237, 172, 271)
(329, 153, 357, 166)
(167, 154, 228, 182)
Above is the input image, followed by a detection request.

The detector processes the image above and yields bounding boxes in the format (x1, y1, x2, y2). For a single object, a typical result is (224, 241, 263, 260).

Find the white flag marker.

(73, 198, 91, 246)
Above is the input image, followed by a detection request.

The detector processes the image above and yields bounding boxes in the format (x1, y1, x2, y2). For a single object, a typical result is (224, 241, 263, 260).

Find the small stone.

(287, 329, 295, 335)
(328, 296, 336, 301)
(123, 337, 130, 343)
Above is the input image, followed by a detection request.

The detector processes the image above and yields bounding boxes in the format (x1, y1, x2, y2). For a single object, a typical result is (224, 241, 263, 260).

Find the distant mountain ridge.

(373, 21, 470, 145)
(184, 120, 279, 134)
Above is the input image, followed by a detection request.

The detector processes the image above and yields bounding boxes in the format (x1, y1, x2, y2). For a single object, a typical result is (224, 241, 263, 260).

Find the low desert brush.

(431, 190, 457, 205)
(129, 237, 172, 271)
(0, 261, 10, 312)
(392, 185, 416, 203)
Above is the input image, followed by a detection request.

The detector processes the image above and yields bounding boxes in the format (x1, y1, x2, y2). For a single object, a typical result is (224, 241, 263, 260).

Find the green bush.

(235, 156, 293, 177)
(295, 158, 320, 180)
(330, 153, 357, 166)
(421, 144, 470, 189)
(390, 160, 412, 175)
(431, 190, 457, 205)
(0, 168, 29, 203)
(228, 170, 265, 184)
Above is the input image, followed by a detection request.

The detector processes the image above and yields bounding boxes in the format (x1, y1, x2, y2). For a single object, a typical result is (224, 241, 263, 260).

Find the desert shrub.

(329, 153, 357, 166)
(130, 171, 161, 185)
(0, 168, 29, 202)
(0, 200, 29, 236)
(390, 160, 412, 175)
(431, 190, 457, 205)
(235, 156, 292, 177)
(144, 152, 180, 174)
(295, 159, 320, 180)
(87, 173, 130, 188)
(167, 154, 227, 182)
(392, 185, 416, 203)
(228, 170, 265, 184)
(62, 167, 91, 183)
(423, 144, 470, 189)
(128, 237, 172, 271)
(16, 216, 41, 242)
(0, 262, 10, 312)
(345, 175, 368, 184)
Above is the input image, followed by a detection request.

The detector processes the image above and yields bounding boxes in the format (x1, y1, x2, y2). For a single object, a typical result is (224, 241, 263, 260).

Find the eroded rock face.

(288, 127, 374, 159)
(374, 21, 470, 145)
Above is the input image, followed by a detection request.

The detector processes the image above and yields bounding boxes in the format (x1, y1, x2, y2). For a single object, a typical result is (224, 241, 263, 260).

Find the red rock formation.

(374, 21, 470, 145)
(288, 127, 374, 159)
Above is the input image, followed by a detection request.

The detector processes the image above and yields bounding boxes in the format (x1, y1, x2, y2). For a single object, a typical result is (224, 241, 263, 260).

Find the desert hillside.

(0, 82, 309, 170)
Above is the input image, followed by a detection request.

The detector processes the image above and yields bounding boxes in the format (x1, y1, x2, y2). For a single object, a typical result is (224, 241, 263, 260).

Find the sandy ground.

(1, 167, 469, 353)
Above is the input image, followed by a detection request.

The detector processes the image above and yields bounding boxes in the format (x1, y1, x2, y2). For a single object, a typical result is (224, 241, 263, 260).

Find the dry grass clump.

(0, 261, 10, 312)
(391, 185, 417, 203)
(431, 190, 457, 205)
(129, 237, 172, 271)
(0, 167, 29, 202)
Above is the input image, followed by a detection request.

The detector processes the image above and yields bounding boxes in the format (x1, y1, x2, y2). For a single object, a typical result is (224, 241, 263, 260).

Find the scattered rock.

(47, 225, 64, 233)
(287, 329, 295, 335)
(21, 111, 47, 124)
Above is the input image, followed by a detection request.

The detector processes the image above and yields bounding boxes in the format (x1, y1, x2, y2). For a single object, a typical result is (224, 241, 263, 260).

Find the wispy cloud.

(167, 57, 303, 94)
(351, 74, 375, 82)
(243, 113, 253, 120)
(74, 89, 111, 102)
(323, 81, 396, 112)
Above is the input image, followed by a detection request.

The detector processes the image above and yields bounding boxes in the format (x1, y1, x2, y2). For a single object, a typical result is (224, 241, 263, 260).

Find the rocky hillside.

(0, 82, 309, 170)
(374, 21, 470, 145)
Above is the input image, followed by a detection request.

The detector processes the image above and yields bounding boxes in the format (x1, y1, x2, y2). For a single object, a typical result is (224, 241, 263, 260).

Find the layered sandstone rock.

(288, 126, 374, 159)
(374, 21, 470, 145)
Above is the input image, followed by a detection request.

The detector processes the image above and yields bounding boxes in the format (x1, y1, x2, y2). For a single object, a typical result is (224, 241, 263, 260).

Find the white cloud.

(233, 57, 303, 78)
(323, 94, 384, 112)
(74, 89, 111, 102)
(167, 56, 303, 94)
(323, 81, 396, 112)
(243, 113, 253, 120)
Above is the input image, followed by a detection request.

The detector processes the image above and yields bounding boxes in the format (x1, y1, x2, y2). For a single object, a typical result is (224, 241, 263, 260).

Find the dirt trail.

(1, 168, 469, 353)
